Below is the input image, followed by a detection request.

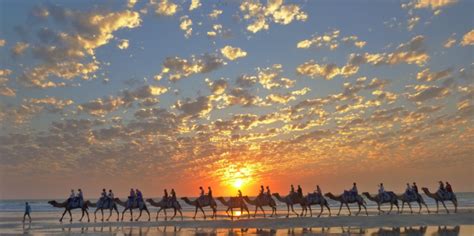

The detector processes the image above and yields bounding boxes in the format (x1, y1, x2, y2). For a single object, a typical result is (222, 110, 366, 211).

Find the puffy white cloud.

(0, 69, 15, 97)
(127, 0, 138, 8)
(240, 0, 307, 33)
(179, 15, 193, 38)
(296, 61, 359, 80)
(189, 0, 201, 11)
(0, 39, 5, 47)
(256, 64, 294, 89)
(220, 46, 247, 61)
(153, 0, 179, 16)
(443, 35, 457, 48)
(154, 54, 226, 81)
(208, 9, 223, 19)
(413, 0, 457, 9)
(460, 29, 474, 46)
(117, 39, 130, 49)
(297, 29, 366, 50)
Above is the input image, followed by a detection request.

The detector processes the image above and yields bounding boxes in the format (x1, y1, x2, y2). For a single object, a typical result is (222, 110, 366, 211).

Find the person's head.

(78, 188, 82, 192)
(446, 182, 449, 185)
(25, 202, 28, 205)
(208, 186, 211, 190)
(298, 185, 301, 188)
(407, 183, 410, 186)
(199, 186, 203, 190)
(266, 186, 269, 189)
(353, 182, 356, 186)
(439, 181, 443, 184)
(238, 190, 241, 193)
(136, 189, 139, 192)
(71, 189, 74, 193)
(317, 185, 320, 188)
(103, 188, 106, 192)
(261, 185, 264, 188)
(109, 189, 112, 192)
(171, 188, 175, 192)
(413, 182, 416, 186)
(164, 189, 167, 192)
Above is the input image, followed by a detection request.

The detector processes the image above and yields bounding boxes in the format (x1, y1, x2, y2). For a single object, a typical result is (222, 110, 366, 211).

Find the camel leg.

(318, 204, 323, 218)
(440, 201, 449, 214)
(309, 205, 313, 217)
(171, 208, 177, 220)
(121, 208, 127, 221)
(135, 209, 143, 221)
(436, 200, 440, 214)
(326, 203, 331, 217)
(417, 202, 421, 214)
(156, 208, 163, 221)
(395, 202, 400, 214)
(401, 202, 405, 214)
(68, 210, 73, 222)
(146, 208, 151, 221)
(452, 200, 458, 213)
(337, 203, 343, 216)
(164, 209, 167, 221)
(106, 208, 112, 221)
(408, 202, 413, 214)
(356, 204, 362, 216)
(253, 206, 258, 217)
(129, 208, 133, 221)
(93, 208, 98, 221)
(80, 209, 85, 221)
(85, 209, 90, 222)
(115, 207, 120, 221)
(230, 208, 234, 220)
(388, 203, 393, 214)
(199, 207, 206, 219)
(286, 204, 290, 218)
(345, 203, 351, 216)
(377, 203, 381, 215)
(245, 206, 250, 218)
(291, 204, 299, 217)
(213, 206, 217, 219)
(178, 209, 183, 221)
(261, 206, 266, 218)
(59, 209, 68, 222)
(363, 204, 368, 216)
(193, 206, 198, 220)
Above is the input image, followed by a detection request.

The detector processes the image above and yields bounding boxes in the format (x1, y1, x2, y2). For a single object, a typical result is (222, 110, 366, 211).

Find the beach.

(1, 195, 473, 235)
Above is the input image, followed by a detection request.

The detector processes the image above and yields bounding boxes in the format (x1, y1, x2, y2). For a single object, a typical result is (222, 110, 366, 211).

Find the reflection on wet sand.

(22, 224, 467, 235)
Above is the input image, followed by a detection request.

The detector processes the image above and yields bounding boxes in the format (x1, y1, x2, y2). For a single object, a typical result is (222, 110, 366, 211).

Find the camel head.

(215, 196, 226, 203)
(47, 200, 57, 205)
(421, 187, 430, 194)
(271, 193, 280, 197)
(145, 198, 153, 203)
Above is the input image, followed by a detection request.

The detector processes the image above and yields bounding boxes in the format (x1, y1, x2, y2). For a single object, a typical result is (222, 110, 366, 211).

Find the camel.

(180, 196, 217, 219)
(324, 192, 368, 216)
(114, 198, 150, 221)
(242, 195, 277, 217)
(396, 192, 430, 214)
(145, 198, 183, 221)
(89, 199, 119, 222)
(422, 187, 457, 213)
(362, 192, 399, 215)
(48, 200, 91, 222)
(272, 193, 305, 218)
(216, 197, 250, 220)
(301, 193, 331, 217)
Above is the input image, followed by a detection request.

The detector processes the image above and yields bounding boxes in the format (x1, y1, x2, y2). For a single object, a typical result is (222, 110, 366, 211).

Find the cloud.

(11, 42, 29, 56)
(297, 29, 366, 50)
(296, 61, 359, 80)
(127, 0, 138, 8)
(416, 68, 452, 81)
(179, 16, 193, 38)
(208, 9, 223, 19)
(220, 46, 247, 61)
(189, 0, 201, 11)
(443, 34, 456, 48)
(460, 29, 474, 46)
(152, 0, 179, 16)
(175, 95, 212, 118)
(255, 64, 294, 89)
(117, 39, 129, 49)
(208, 79, 228, 95)
(408, 85, 450, 102)
(17, 7, 141, 88)
(239, 0, 307, 33)
(0, 69, 15, 97)
(413, 0, 457, 9)
(0, 39, 6, 47)
(154, 53, 226, 81)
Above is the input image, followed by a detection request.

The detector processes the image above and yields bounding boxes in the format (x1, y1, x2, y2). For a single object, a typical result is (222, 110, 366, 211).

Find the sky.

(0, 0, 473, 200)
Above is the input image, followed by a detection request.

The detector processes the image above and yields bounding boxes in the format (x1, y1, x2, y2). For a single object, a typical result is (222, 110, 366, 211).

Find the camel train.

(48, 182, 458, 222)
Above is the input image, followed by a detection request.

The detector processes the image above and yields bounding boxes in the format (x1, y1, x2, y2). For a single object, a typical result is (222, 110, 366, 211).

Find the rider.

(100, 189, 107, 206)
(350, 183, 358, 197)
(297, 185, 303, 198)
(163, 189, 169, 203)
(259, 185, 264, 196)
(446, 182, 453, 198)
(438, 181, 446, 198)
(68, 189, 75, 204)
(378, 183, 385, 199)
(237, 190, 243, 203)
(315, 185, 322, 197)
(405, 183, 413, 196)
(412, 182, 419, 195)
(199, 186, 205, 197)
(207, 187, 213, 198)
(77, 189, 84, 207)
(129, 188, 136, 205)
(266, 186, 271, 198)
(171, 189, 177, 202)
(136, 189, 143, 203)
(290, 185, 295, 195)
(107, 189, 114, 206)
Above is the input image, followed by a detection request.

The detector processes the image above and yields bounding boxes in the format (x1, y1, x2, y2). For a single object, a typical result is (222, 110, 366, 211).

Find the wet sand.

(1, 208, 473, 234)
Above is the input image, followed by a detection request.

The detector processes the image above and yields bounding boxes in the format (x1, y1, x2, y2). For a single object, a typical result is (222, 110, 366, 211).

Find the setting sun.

(233, 178, 244, 189)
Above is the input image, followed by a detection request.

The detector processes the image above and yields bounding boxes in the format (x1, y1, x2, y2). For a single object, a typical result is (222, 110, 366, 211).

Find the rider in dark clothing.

(259, 185, 264, 196)
(163, 189, 169, 202)
(412, 182, 419, 195)
(266, 186, 271, 196)
(446, 182, 453, 193)
(171, 189, 177, 202)
(207, 187, 213, 198)
(199, 186, 205, 197)
(290, 185, 295, 194)
(297, 185, 303, 198)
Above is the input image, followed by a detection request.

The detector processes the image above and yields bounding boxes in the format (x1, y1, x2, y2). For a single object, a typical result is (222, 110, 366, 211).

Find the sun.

(233, 178, 244, 188)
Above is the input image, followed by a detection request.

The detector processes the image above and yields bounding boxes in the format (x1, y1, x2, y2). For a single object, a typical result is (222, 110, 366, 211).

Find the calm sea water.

(1, 193, 472, 213)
